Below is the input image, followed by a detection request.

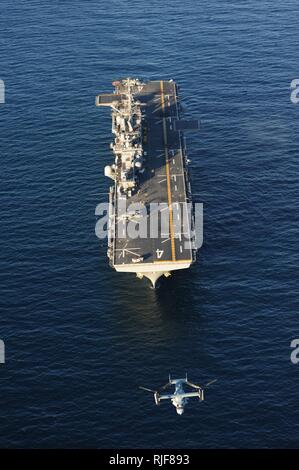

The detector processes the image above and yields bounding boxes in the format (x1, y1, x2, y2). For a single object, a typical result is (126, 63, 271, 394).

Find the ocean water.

(0, 0, 299, 448)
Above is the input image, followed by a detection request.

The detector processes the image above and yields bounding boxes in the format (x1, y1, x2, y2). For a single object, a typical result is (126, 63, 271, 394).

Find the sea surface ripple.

(0, 0, 299, 448)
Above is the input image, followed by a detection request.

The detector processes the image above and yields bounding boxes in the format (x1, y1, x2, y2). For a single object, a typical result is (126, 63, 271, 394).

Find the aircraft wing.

(179, 391, 201, 398)
(159, 393, 175, 401)
(159, 391, 201, 401)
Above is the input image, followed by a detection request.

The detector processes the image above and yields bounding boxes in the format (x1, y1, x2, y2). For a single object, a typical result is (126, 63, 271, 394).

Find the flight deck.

(96, 79, 198, 286)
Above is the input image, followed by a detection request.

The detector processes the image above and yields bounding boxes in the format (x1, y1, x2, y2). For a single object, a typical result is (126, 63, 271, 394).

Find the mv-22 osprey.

(140, 375, 217, 415)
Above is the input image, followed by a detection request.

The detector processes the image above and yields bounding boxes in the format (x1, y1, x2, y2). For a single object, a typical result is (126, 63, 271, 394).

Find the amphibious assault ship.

(96, 78, 199, 287)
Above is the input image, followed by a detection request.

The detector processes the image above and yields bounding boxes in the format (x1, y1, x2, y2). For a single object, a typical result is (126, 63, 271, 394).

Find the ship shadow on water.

(155, 267, 200, 319)
(107, 261, 205, 341)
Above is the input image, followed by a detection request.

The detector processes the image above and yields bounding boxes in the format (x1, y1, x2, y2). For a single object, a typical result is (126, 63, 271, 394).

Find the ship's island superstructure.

(96, 78, 199, 287)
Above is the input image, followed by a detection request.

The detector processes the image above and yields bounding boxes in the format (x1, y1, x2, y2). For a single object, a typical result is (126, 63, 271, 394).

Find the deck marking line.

(160, 80, 176, 262)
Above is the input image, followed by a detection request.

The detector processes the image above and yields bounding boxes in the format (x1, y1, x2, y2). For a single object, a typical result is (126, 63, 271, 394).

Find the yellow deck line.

(154, 259, 192, 264)
(160, 80, 176, 262)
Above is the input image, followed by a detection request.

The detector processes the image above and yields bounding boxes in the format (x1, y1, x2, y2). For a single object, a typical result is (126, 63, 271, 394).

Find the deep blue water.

(1, 0, 299, 448)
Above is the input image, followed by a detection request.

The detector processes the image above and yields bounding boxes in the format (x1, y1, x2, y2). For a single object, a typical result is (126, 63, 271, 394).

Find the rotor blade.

(186, 380, 201, 389)
(139, 386, 157, 393)
(160, 382, 171, 391)
(204, 379, 217, 388)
